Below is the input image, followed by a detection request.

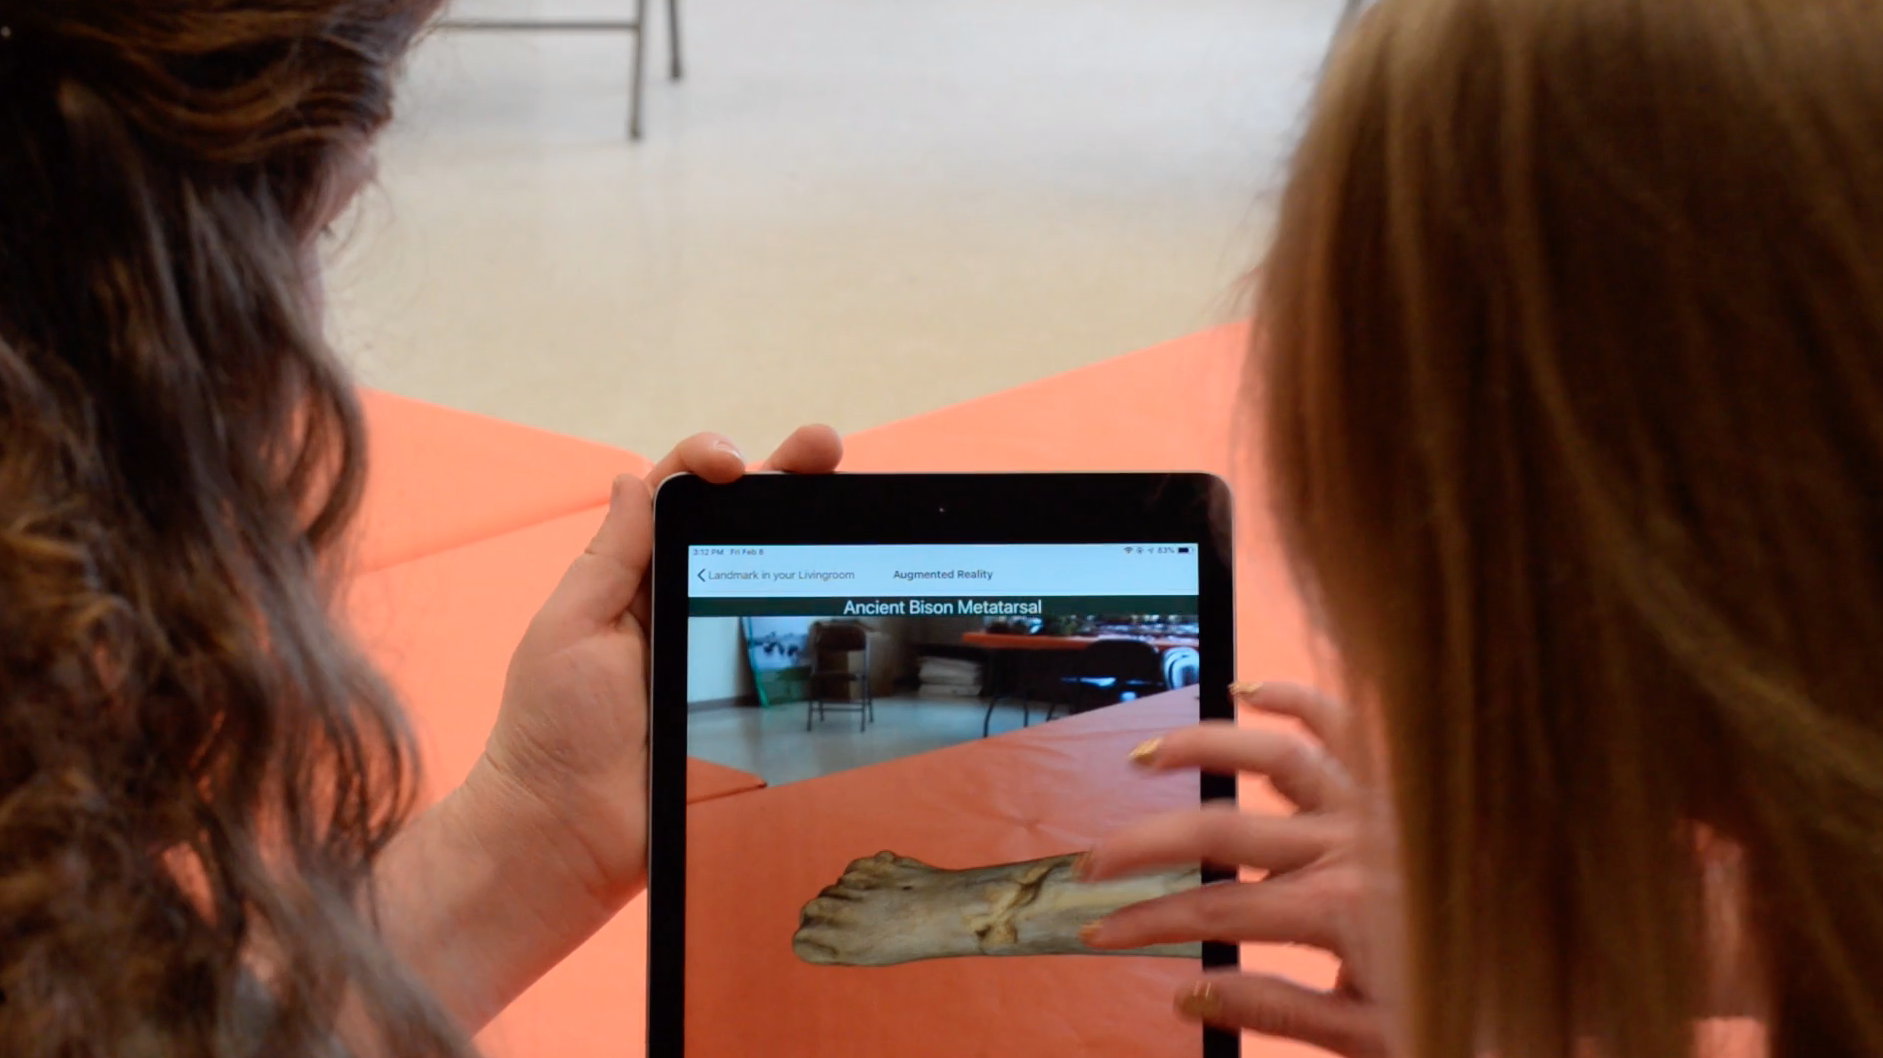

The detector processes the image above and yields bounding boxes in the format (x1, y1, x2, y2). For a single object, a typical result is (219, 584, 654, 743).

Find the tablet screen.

(680, 542, 1210, 1057)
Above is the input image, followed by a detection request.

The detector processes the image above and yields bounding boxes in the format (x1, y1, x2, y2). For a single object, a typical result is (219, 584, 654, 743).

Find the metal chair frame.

(437, 0, 683, 140)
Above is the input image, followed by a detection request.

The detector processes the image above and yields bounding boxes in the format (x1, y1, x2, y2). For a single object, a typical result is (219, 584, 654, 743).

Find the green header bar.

(687, 595, 1199, 618)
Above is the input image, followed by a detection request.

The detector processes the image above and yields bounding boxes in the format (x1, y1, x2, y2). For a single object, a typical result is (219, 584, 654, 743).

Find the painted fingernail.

(1176, 981, 1224, 1021)
(1128, 738, 1163, 766)
(1229, 681, 1265, 701)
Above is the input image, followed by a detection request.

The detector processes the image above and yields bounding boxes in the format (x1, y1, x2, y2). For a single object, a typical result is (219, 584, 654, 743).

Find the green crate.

(742, 617, 811, 708)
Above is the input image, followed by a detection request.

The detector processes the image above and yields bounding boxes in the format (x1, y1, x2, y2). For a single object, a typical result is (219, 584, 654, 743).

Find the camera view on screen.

(682, 544, 1209, 1057)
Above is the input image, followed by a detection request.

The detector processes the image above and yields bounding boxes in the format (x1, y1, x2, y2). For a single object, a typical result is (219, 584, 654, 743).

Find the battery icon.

(1178, 547, 1192, 554)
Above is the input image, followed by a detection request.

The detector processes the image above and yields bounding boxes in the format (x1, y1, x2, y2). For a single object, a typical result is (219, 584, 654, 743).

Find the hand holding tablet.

(486, 427, 843, 899)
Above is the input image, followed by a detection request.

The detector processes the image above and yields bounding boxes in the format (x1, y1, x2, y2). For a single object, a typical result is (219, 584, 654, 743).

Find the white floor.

(322, 0, 1344, 457)
(689, 695, 1051, 786)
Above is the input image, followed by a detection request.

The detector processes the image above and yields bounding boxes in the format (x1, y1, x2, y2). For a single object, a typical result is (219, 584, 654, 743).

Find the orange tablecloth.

(356, 390, 648, 573)
(686, 758, 768, 803)
(841, 324, 1249, 477)
(685, 691, 1206, 1058)
(963, 631, 1202, 652)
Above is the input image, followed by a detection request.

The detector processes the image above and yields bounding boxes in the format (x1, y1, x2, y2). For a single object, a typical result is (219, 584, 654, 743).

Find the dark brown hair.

(0, 2, 468, 1055)
(1260, 0, 1883, 1056)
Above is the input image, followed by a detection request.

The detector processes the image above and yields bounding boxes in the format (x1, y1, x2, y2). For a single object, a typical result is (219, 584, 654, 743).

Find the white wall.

(686, 617, 755, 704)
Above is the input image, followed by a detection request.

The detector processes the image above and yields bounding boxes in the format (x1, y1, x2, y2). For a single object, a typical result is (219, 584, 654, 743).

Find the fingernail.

(713, 439, 744, 460)
(1229, 681, 1265, 701)
(1128, 738, 1163, 767)
(1176, 981, 1224, 1021)
(1079, 921, 1105, 947)
(1073, 850, 1100, 880)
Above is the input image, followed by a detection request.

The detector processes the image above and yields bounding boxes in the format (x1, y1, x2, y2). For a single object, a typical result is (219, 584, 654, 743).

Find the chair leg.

(668, 0, 683, 80)
(628, 0, 650, 139)
(806, 696, 815, 730)
(982, 698, 996, 737)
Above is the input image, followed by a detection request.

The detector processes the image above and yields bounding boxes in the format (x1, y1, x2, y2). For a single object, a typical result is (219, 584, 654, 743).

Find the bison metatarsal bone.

(792, 850, 1201, 967)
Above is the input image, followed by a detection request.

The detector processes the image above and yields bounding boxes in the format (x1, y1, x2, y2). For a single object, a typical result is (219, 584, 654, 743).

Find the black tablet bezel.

(648, 472, 1239, 1058)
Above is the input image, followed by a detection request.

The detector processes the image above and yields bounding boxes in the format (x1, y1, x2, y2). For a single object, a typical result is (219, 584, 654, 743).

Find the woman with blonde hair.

(1083, 0, 1883, 1056)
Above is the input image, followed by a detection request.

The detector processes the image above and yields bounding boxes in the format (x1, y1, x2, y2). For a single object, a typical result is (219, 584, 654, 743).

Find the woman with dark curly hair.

(0, 3, 838, 1054)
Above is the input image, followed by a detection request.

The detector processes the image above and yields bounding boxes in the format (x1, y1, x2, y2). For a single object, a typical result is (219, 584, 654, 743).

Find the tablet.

(650, 473, 1238, 1058)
